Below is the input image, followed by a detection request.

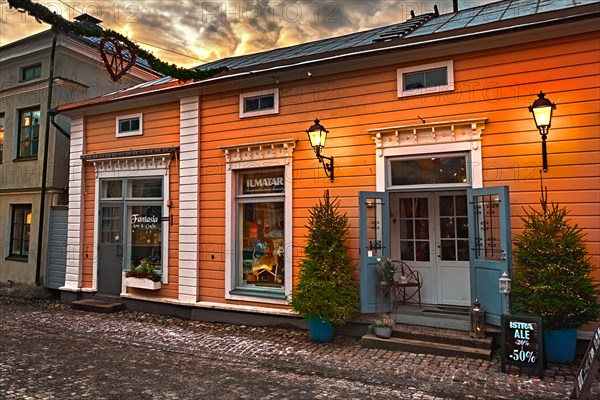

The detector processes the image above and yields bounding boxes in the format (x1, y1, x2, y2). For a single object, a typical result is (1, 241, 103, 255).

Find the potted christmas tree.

(290, 190, 359, 342)
(511, 188, 600, 363)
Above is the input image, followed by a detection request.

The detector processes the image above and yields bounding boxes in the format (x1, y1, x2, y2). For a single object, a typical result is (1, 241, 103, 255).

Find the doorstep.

(71, 299, 126, 314)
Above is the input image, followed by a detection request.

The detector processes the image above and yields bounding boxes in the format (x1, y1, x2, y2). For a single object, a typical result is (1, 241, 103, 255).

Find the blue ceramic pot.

(308, 317, 334, 342)
(544, 329, 577, 363)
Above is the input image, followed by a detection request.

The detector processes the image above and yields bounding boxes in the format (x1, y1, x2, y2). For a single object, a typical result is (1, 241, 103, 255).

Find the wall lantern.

(528, 91, 556, 172)
(470, 299, 486, 339)
(499, 271, 512, 294)
(306, 118, 334, 182)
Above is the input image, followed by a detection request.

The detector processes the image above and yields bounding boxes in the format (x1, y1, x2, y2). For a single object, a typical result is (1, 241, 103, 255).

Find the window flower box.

(124, 277, 161, 290)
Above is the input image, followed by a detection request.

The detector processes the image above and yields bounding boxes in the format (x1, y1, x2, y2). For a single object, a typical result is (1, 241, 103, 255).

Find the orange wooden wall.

(79, 31, 599, 304)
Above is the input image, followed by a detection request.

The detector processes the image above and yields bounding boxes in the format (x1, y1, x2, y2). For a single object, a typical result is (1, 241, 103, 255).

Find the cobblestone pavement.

(1, 296, 598, 399)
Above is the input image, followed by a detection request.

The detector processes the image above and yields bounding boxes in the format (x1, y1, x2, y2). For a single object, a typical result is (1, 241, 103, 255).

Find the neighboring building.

(0, 15, 159, 287)
(58, 1, 599, 334)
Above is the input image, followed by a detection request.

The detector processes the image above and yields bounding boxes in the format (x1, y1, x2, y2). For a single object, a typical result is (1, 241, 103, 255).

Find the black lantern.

(306, 118, 334, 182)
(529, 91, 556, 172)
(469, 299, 485, 339)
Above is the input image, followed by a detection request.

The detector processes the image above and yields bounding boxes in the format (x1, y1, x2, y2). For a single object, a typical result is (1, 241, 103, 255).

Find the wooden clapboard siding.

(193, 30, 599, 306)
(85, 102, 180, 153)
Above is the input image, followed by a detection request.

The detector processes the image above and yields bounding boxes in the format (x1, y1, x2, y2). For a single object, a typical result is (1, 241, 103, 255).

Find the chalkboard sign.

(571, 325, 600, 400)
(501, 314, 545, 378)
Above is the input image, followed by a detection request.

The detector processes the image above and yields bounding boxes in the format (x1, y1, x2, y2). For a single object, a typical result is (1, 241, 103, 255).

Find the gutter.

(35, 32, 58, 286)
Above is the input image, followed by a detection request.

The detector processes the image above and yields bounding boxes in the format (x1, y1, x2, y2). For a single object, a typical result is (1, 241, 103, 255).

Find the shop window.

(116, 113, 142, 137)
(17, 108, 40, 159)
(388, 153, 468, 188)
(21, 64, 41, 81)
(397, 60, 454, 97)
(239, 89, 279, 118)
(0, 112, 5, 163)
(8, 204, 32, 261)
(236, 167, 286, 294)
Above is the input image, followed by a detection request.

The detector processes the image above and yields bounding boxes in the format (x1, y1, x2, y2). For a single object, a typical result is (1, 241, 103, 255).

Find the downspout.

(48, 109, 70, 139)
(35, 32, 58, 286)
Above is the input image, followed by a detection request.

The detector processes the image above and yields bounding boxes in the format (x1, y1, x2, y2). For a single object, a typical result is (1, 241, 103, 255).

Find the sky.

(0, 0, 498, 67)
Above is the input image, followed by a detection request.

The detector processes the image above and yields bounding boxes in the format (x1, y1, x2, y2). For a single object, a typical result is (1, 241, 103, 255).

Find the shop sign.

(501, 314, 545, 378)
(571, 326, 600, 400)
(242, 170, 284, 194)
(131, 214, 159, 229)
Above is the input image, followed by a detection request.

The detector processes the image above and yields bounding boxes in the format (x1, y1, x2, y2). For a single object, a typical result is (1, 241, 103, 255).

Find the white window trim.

(90, 155, 172, 292)
(397, 60, 454, 98)
(239, 88, 279, 118)
(116, 113, 143, 137)
(369, 118, 485, 192)
(222, 139, 295, 305)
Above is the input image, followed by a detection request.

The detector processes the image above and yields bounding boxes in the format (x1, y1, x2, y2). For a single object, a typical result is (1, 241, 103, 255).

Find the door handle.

(499, 250, 507, 261)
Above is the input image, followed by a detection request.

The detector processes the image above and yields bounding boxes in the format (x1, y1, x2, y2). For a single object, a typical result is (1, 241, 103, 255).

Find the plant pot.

(124, 277, 162, 290)
(373, 326, 392, 339)
(308, 317, 334, 343)
(544, 329, 577, 363)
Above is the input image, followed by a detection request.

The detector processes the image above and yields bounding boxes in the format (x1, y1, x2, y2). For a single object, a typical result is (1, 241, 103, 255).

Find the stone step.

(392, 324, 493, 349)
(361, 334, 493, 360)
(71, 299, 126, 314)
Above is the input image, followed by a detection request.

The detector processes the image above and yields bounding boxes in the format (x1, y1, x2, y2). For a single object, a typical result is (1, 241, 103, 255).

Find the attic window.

(116, 113, 142, 137)
(240, 89, 279, 118)
(21, 64, 41, 81)
(397, 61, 454, 97)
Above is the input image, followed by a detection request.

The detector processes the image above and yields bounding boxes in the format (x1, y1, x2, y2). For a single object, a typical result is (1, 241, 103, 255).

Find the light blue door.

(467, 186, 512, 325)
(359, 191, 390, 313)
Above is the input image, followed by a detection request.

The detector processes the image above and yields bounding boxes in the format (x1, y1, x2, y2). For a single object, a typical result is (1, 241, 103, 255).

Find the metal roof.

(196, 13, 434, 72)
(406, 0, 600, 37)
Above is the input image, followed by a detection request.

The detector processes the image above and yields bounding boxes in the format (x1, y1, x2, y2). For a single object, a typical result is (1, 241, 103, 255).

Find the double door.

(391, 192, 470, 306)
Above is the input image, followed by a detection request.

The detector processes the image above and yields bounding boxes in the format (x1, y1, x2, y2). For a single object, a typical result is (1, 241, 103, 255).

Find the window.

(0, 112, 5, 163)
(389, 154, 468, 188)
(21, 64, 41, 81)
(116, 113, 142, 137)
(236, 168, 285, 293)
(9, 205, 32, 260)
(17, 108, 40, 158)
(397, 60, 454, 97)
(239, 89, 279, 118)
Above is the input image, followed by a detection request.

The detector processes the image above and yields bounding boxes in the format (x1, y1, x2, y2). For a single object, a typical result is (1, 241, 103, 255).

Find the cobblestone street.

(1, 296, 598, 399)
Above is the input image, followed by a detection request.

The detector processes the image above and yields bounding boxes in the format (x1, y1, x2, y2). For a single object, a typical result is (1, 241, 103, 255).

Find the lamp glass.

(532, 106, 552, 128)
(308, 129, 326, 149)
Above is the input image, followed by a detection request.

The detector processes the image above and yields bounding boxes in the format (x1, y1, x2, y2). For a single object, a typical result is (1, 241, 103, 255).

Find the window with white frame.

(239, 89, 279, 118)
(116, 113, 142, 137)
(397, 60, 454, 97)
(235, 167, 285, 293)
(223, 140, 294, 302)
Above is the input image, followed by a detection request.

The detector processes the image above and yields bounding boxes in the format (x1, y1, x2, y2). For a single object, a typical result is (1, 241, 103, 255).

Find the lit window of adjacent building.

(116, 113, 142, 137)
(17, 108, 41, 158)
(9, 205, 32, 260)
(239, 89, 279, 118)
(397, 60, 454, 97)
(21, 64, 42, 81)
(0, 112, 5, 163)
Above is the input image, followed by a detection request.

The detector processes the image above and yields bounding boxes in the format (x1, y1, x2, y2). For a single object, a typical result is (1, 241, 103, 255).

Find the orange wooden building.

(58, 0, 600, 334)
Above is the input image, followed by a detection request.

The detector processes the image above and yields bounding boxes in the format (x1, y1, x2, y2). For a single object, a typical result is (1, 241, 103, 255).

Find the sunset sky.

(1, 1, 497, 67)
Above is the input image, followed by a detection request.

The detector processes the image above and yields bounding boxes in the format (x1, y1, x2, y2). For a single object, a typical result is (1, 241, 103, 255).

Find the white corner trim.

(239, 88, 279, 118)
(397, 60, 454, 98)
(178, 96, 200, 301)
(64, 117, 85, 290)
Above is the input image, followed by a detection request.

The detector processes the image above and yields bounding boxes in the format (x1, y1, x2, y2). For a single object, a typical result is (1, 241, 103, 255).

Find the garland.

(8, 0, 228, 82)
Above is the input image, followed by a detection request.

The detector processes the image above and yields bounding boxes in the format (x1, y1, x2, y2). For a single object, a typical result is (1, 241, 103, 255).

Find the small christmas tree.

(290, 190, 359, 325)
(511, 188, 600, 330)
